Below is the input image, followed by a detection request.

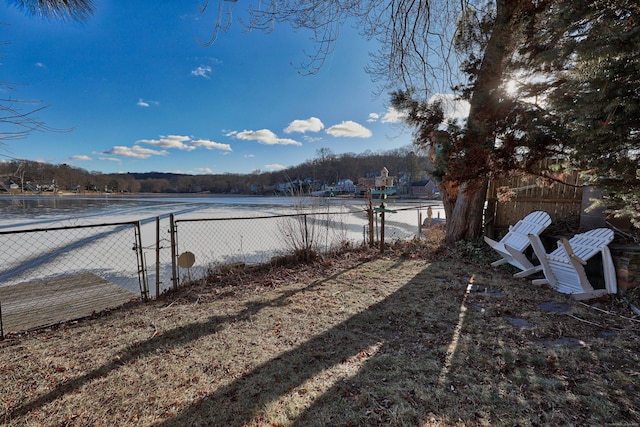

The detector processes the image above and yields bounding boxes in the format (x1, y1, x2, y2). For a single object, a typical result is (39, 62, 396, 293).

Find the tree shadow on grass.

(1, 261, 373, 422)
(153, 262, 467, 426)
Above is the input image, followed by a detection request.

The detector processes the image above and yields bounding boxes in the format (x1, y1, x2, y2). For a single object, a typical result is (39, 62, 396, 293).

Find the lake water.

(0, 194, 360, 229)
(0, 194, 444, 228)
(0, 194, 444, 295)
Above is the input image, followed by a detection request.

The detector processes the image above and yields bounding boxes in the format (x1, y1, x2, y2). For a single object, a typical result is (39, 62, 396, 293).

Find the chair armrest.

(559, 238, 587, 265)
(483, 236, 498, 247)
(569, 253, 587, 265)
(514, 265, 542, 278)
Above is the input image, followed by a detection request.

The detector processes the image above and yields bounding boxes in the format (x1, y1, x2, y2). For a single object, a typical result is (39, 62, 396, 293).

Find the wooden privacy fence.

(485, 169, 583, 239)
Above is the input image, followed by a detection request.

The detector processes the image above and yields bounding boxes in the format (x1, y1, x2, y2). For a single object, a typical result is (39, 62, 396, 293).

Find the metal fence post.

(303, 214, 309, 256)
(155, 216, 160, 298)
(170, 214, 178, 290)
(380, 210, 385, 253)
(135, 221, 149, 301)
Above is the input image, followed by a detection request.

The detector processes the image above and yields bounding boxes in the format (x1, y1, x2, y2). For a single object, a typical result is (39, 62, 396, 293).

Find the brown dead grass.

(1, 226, 640, 426)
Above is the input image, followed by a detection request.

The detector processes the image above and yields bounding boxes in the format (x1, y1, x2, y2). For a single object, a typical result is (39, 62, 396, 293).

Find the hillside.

(1, 146, 431, 195)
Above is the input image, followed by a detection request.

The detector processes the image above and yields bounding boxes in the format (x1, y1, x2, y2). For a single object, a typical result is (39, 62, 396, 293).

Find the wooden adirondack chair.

(484, 211, 552, 272)
(525, 228, 617, 300)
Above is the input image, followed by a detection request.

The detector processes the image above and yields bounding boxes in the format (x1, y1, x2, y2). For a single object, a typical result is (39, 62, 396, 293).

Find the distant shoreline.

(0, 191, 442, 204)
(0, 192, 259, 198)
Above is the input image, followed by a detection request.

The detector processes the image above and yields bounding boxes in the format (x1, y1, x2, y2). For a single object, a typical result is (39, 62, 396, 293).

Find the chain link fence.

(171, 209, 369, 287)
(0, 221, 147, 337)
(0, 203, 443, 337)
(137, 217, 176, 300)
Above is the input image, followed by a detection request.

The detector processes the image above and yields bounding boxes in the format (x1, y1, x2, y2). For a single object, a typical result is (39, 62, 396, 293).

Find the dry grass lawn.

(1, 230, 640, 426)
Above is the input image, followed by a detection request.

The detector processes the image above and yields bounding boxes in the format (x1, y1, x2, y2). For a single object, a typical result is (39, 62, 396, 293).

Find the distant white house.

(334, 179, 356, 193)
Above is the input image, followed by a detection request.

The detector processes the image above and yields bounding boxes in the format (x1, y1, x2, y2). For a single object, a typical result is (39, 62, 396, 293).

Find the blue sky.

(0, 1, 415, 175)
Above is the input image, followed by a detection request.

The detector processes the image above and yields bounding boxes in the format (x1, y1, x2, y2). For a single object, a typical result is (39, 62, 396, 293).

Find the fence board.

(486, 169, 583, 238)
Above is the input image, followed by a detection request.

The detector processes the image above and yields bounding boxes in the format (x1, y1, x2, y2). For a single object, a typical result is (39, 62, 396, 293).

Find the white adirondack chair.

(484, 211, 552, 271)
(525, 228, 617, 300)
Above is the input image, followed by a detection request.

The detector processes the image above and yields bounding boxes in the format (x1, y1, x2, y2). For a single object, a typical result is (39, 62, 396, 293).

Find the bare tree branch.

(201, 0, 466, 91)
(6, 0, 94, 22)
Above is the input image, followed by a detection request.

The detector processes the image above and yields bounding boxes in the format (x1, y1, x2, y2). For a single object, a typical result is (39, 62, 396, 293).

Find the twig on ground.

(149, 322, 159, 339)
(161, 299, 185, 310)
(579, 301, 640, 323)
(565, 313, 623, 330)
(565, 313, 602, 328)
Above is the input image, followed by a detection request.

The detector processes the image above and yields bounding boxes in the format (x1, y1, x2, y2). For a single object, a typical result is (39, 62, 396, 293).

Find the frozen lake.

(0, 194, 356, 230)
(0, 193, 445, 235)
(0, 194, 444, 296)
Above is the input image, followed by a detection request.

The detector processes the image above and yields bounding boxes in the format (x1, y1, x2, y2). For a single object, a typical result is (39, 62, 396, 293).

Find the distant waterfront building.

(410, 180, 438, 197)
(334, 179, 356, 193)
(371, 167, 397, 197)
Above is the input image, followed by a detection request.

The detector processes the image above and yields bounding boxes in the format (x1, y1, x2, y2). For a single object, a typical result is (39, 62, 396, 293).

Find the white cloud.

(105, 145, 168, 159)
(381, 107, 404, 123)
(190, 139, 232, 151)
(234, 129, 302, 146)
(303, 135, 323, 143)
(284, 117, 324, 134)
(35, 62, 46, 68)
(96, 156, 122, 163)
(136, 98, 159, 107)
(195, 167, 213, 174)
(367, 113, 380, 123)
(244, 154, 255, 158)
(70, 155, 91, 161)
(265, 163, 286, 171)
(135, 135, 231, 152)
(429, 93, 470, 121)
(191, 65, 212, 79)
(326, 121, 372, 138)
(137, 135, 195, 151)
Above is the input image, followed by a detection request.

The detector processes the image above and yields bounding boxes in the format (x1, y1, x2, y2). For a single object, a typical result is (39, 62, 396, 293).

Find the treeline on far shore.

(1, 146, 431, 195)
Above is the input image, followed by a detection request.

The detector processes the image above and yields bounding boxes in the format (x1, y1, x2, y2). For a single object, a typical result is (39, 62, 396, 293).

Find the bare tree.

(1, 49, 75, 142)
(2, 1, 93, 142)
(201, 0, 551, 243)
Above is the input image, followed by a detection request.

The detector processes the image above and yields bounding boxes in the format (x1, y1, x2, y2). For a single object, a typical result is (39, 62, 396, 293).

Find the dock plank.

(0, 273, 138, 333)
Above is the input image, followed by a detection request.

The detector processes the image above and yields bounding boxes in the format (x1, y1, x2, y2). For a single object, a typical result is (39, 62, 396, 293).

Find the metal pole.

(304, 214, 309, 259)
(379, 189, 386, 253)
(155, 216, 160, 298)
(368, 205, 375, 247)
(380, 211, 385, 253)
(170, 214, 178, 290)
(135, 221, 149, 301)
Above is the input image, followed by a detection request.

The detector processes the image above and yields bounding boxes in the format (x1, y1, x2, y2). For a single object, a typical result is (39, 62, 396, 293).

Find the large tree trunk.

(444, 177, 489, 244)
(443, 0, 519, 244)
(438, 176, 458, 229)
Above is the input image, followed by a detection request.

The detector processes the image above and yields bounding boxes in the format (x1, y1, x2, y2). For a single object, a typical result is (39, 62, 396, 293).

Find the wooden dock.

(0, 273, 139, 334)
